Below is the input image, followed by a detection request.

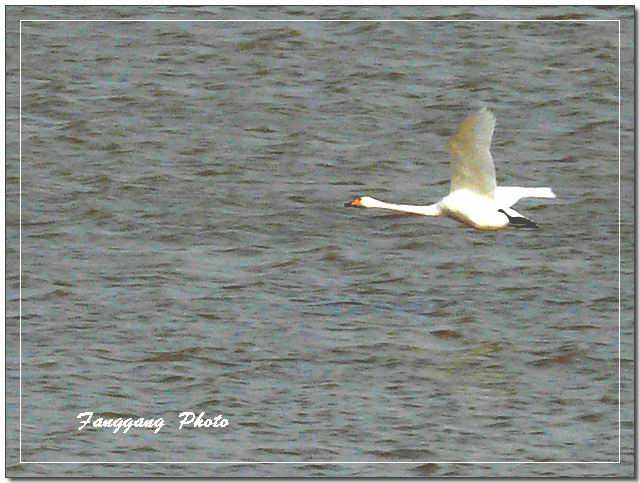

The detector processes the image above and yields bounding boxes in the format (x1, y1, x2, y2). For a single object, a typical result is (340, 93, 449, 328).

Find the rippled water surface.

(5, 5, 634, 477)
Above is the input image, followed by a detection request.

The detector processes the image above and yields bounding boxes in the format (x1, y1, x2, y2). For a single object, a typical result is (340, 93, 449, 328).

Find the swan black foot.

(498, 209, 538, 229)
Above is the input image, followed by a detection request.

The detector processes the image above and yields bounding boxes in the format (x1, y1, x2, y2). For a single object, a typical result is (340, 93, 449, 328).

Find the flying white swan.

(345, 107, 555, 230)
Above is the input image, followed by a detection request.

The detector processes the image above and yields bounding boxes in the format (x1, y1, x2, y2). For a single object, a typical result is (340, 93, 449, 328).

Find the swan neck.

(367, 198, 441, 216)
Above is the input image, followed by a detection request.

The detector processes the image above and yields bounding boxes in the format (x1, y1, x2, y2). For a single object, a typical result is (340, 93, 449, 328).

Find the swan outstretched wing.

(447, 107, 497, 197)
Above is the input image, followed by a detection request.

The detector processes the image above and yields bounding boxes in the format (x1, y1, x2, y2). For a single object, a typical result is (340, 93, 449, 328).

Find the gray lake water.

(5, 5, 634, 478)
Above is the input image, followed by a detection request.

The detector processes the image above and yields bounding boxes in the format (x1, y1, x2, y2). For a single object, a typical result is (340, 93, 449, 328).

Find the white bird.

(345, 107, 555, 231)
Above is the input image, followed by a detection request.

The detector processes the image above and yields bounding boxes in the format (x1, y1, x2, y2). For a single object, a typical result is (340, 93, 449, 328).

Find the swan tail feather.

(525, 187, 555, 199)
(494, 186, 556, 207)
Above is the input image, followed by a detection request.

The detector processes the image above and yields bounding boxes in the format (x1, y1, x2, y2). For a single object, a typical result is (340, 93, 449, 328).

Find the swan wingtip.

(478, 106, 495, 120)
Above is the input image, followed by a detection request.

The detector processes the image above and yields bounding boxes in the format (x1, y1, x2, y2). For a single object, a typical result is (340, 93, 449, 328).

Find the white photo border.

(17, 17, 623, 466)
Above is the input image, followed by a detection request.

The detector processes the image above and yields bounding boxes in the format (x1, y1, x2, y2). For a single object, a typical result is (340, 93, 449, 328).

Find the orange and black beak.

(344, 197, 363, 208)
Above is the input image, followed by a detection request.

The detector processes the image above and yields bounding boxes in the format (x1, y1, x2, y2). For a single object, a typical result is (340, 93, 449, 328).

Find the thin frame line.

(18, 19, 620, 23)
(617, 18, 622, 465)
(19, 18, 23, 465)
(18, 460, 622, 465)
(17, 17, 623, 467)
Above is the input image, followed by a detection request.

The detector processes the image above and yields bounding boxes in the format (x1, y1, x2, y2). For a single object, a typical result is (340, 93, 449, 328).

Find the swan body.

(345, 108, 555, 231)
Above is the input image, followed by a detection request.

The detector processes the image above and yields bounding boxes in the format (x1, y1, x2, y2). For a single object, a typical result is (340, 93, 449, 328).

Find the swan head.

(344, 196, 378, 208)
